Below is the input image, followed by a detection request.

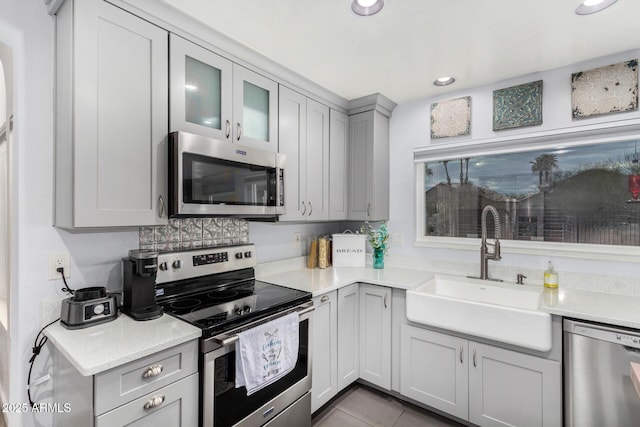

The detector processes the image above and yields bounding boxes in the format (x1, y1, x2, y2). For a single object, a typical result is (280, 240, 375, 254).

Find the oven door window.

(183, 152, 276, 207)
(213, 319, 309, 427)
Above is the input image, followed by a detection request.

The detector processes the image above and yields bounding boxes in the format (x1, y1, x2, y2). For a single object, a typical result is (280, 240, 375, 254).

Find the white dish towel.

(235, 312, 299, 395)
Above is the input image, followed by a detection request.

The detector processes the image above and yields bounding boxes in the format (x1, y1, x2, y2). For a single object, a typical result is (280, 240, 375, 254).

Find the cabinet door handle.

(384, 293, 388, 308)
(142, 364, 164, 379)
(225, 119, 231, 139)
(320, 295, 329, 303)
(158, 195, 165, 218)
(301, 201, 306, 216)
(367, 203, 371, 217)
(473, 349, 477, 367)
(236, 122, 242, 141)
(308, 202, 313, 216)
(143, 394, 165, 410)
(459, 345, 463, 364)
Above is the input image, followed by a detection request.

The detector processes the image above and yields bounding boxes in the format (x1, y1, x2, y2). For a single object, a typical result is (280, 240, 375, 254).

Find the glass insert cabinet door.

(169, 34, 233, 141)
(170, 34, 279, 152)
(232, 64, 278, 152)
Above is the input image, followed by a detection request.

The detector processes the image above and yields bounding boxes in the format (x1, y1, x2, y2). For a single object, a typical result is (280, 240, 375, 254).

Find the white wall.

(388, 49, 640, 282)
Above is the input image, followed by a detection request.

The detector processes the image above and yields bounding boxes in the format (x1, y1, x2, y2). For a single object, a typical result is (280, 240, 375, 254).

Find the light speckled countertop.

(45, 313, 201, 376)
(257, 257, 640, 330)
(46, 255, 640, 377)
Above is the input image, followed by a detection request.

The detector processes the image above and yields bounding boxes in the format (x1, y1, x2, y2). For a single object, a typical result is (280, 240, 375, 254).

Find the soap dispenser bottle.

(543, 261, 559, 289)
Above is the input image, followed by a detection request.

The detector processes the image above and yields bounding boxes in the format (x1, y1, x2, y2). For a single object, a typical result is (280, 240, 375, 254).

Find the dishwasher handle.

(564, 318, 640, 350)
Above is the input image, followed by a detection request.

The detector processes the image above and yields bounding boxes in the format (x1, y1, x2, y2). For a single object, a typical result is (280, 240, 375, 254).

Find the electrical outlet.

(48, 253, 70, 280)
(294, 232, 302, 244)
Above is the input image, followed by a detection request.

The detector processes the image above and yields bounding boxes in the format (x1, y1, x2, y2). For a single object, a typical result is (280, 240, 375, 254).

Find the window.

(415, 135, 640, 260)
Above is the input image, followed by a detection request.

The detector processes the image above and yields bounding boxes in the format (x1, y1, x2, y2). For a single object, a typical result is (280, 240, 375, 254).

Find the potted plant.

(360, 221, 389, 269)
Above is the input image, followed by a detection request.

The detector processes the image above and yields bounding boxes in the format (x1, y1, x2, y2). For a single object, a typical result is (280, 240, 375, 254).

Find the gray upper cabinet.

(169, 34, 233, 142)
(54, 0, 169, 228)
(278, 85, 329, 221)
(329, 109, 349, 221)
(232, 64, 279, 151)
(348, 110, 390, 221)
(170, 35, 278, 152)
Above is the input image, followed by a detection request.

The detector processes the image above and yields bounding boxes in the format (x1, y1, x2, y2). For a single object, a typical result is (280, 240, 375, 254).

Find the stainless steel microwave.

(169, 132, 285, 218)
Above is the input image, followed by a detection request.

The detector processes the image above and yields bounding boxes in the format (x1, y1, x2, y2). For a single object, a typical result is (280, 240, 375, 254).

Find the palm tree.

(442, 160, 451, 185)
(530, 153, 559, 186)
(464, 157, 470, 184)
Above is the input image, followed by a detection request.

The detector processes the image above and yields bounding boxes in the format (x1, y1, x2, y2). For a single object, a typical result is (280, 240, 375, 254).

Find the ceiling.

(163, 0, 640, 105)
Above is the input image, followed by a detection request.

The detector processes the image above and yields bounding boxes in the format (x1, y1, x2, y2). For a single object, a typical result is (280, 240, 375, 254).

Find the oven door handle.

(213, 303, 314, 347)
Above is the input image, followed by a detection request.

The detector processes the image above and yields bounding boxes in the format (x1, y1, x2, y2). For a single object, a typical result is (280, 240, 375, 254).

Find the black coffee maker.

(122, 249, 163, 320)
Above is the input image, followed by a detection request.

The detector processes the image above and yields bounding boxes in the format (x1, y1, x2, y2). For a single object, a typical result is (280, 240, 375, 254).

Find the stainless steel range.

(154, 244, 313, 427)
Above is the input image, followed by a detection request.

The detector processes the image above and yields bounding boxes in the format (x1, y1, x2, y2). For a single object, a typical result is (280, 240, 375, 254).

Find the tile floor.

(311, 384, 465, 427)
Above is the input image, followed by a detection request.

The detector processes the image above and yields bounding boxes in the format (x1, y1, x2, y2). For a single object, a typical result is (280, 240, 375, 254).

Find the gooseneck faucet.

(480, 205, 501, 280)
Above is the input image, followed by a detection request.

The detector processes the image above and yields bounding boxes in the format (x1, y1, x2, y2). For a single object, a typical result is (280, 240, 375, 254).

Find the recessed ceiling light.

(433, 76, 455, 86)
(351, 0, 384, 16)
(575, 0, 617, 15)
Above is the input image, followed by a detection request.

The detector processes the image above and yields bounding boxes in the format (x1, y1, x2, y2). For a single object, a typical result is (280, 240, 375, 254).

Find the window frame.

(413, 121, 640, 262)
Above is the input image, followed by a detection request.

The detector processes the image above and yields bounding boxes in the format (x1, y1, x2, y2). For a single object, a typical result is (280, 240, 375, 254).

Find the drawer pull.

(143, 394, 165, 410)
(320, 295, 329, 303)
(142, 364, 164, 379)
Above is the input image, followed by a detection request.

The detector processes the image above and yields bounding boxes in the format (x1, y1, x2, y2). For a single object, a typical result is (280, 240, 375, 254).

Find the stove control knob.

(233, 307, 242, 316)
(235, 252, 243, 260)
(159, 262, 168, 271)
(243, 305, 252, 314)
(244, 251, 252, 258)
(172, 260, 182, 269)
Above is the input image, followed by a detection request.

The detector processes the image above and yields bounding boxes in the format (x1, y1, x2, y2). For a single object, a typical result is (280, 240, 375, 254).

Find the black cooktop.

(157, 271, 311, 338)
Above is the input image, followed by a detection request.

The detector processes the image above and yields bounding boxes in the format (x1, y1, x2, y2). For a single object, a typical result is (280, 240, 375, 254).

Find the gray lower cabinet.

(399, 324, 469, 420)
(400, 324, 562, 427)
(337, 283, 359, 391)
(53, 340, 198, 427)
(311, 291, 338, 413)
(359, 284, 391, 390)
(468, 341, 562, 427)
(311, 284, 360, 413)
(94, 374, 198, 427)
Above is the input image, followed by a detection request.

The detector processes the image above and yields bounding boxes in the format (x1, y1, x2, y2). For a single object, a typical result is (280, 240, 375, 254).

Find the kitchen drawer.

(95, 373, 198, 427)
(94, 340, 198, 415)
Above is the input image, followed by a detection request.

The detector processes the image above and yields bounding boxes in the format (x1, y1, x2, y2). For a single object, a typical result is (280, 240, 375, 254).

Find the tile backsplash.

(139, 218, 249, 252)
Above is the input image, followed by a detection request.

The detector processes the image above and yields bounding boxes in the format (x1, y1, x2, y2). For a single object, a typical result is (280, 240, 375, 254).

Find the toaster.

(60, 286, 118, 329)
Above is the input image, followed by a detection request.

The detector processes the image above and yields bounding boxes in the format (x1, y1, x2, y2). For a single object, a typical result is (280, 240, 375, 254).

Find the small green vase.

(373, 246, 385, 269)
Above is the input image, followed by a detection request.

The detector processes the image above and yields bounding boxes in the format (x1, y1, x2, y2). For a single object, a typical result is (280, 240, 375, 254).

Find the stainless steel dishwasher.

(564, 318, 640, 427)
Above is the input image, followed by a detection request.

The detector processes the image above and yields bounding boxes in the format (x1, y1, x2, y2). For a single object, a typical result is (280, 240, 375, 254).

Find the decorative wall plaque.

(571, 59, 638, 119)
(493, 80, 543, 131)
(430, 96, 471, 139)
